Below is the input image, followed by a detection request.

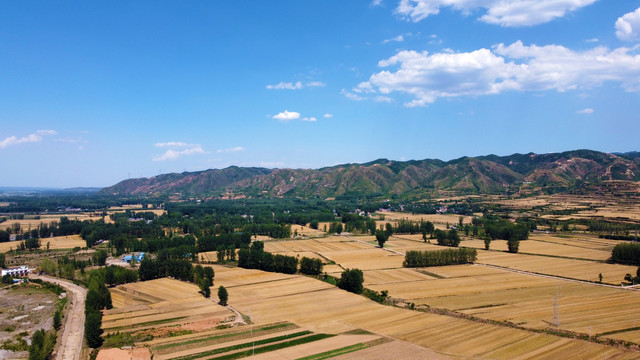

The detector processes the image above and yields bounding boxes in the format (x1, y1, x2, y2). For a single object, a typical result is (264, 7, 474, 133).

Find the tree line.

(403, 248, 477, 267)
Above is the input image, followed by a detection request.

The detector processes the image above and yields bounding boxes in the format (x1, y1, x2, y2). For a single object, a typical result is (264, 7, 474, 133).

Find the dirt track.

(31, 274, 87, 360)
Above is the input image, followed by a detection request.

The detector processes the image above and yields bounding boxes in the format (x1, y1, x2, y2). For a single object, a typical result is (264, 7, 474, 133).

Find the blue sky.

(1, 1, 640, 188)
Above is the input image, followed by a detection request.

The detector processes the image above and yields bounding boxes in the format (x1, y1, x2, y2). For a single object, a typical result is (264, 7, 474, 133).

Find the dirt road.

(31, 274, 87, 360)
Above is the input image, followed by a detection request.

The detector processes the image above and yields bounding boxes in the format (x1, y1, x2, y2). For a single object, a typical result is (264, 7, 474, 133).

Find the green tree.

(507, 237, 520, 253)
(84, 309, 103, 348)
(484, 237, 491, 250)
(53, 310, 62, 331)
(375, 230, 389, 248)
(338, 268, 364, 294)
(0, 253, 5, 268)
(218, 286, 228, 306)
(204, 266, 215, 286)
(216, 245, 226, 262)
(92, 250, 108, 266)
(300, 257, 323, 275)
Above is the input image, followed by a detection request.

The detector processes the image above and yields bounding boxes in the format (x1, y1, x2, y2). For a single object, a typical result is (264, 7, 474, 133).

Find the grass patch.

(169, 330, 317, 360)
(209, 333, 335, 360)
(102, 331, 153, 348)
(296, 343, 368, 360)
(156, 322, 295, 351)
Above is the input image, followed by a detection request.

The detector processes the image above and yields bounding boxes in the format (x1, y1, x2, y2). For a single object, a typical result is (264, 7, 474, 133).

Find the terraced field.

(212, 266, 639, 359)
(264, 233, 640, 345)
(104, 278, 234, 334)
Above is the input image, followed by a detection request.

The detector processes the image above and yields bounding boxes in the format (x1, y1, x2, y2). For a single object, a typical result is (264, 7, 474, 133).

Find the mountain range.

(100, 150, 640, 198)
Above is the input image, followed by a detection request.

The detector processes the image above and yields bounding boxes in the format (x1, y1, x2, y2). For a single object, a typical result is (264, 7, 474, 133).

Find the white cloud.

(323, 113, 333, 118)
(352, 41, 640, 106)
(266, 81, 325, 90)
(153, 146, 205, 161)
(0, 130, 57, 149)
(217, 146, 245, 153)
(306, 81, 326, 87)
(395, 0, 598, 27)
(585, 38, 599, 43)
(371, 0, 384, 6)
(155, 141, 188, 147)
(374, 96, 394, 103)
(266, 81, 303, 90)
(383, 35, 405, 44)
(302, 117, 317, 122)
(577, 108, 594, 114)
(616, 7, 640, 42)
(341, 89, 367, 101)
(273, 110, 301, 121)
(36, 129, 57, 136)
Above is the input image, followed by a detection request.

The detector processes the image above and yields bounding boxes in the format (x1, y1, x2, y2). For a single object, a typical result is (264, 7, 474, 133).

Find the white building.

(2, 266, 30, 277)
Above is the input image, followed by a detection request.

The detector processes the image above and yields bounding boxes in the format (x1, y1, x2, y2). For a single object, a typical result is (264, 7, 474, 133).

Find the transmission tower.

(552, 285, 561, 327)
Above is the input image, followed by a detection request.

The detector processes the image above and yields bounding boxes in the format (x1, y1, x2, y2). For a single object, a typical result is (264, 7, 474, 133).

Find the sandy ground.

(30, 274, 87, 360)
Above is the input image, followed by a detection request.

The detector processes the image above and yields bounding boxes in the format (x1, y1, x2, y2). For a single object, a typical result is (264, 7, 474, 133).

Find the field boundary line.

(475, 263, 640, 291)
(339, 234, 406, 256)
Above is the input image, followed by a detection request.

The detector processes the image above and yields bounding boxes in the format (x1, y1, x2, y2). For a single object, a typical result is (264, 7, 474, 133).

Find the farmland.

(260, 230, 640, 346)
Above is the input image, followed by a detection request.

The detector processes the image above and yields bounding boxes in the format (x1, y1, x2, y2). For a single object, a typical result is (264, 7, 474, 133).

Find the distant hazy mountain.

(100, 150, 640, 198)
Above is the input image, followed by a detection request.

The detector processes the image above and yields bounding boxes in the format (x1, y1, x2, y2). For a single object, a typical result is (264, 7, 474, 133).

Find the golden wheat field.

(364, 264, 640, 339)
(105, 278, 234, 334)
(259, 233, 640, 345)
(211, 266, 639, 359)
(0, 234, 86, 252)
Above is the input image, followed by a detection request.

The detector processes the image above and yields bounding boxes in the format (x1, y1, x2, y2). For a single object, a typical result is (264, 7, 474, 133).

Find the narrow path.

(30, 274, 87, 360)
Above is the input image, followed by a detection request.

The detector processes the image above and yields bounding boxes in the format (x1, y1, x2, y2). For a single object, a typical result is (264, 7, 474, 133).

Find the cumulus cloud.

(323, 113, 333, 118)
(217, 146, 245, 153)
(302, 117, 317, 122)
(266, 81, 326, 90)
(352, 41, 640, 106)
(395, 0, 598, 27)
(371, 0, 384, 6)
(577, 108, 594, 114)
(0, 130, 57, 149)
(153, 142, 205, 161)
(153, 146, 205, 161)
(616, 7, 640, 42)
(273, 110, 301, 121)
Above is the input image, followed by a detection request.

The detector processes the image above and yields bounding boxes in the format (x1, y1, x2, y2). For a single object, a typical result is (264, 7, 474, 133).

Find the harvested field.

(0, 213, 105, 230)
(211, 266, 639, 359)
(331, 339, 451, 360)
(104, 278, 234, 334)
(376, 212, 473, 226)
(247, 333, 382, 360)
(0, 234, 86, 253)
(476, 251, 637, 283)
(291, 224, 325, 237)
(366, 264, 640, 338)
